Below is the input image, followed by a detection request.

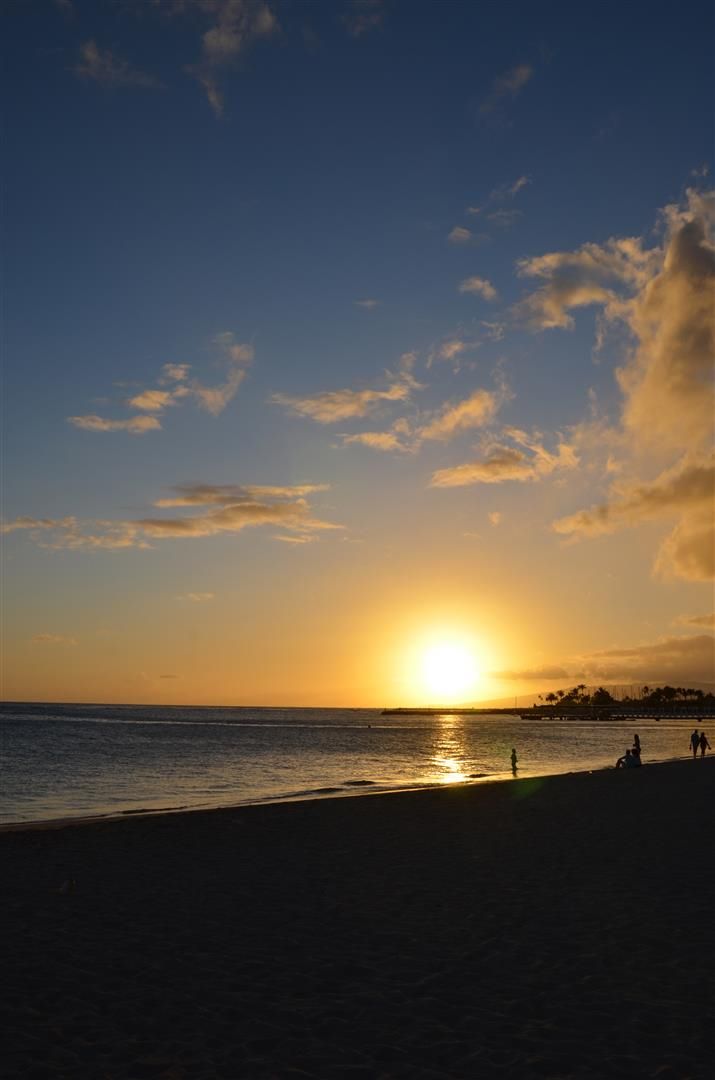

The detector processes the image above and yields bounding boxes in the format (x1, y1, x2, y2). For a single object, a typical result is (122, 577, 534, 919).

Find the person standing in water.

(511, 747, 518, 773)
(632, 733, 641, 760)
(690, 730, 700, 758)
(698, 732, 711, 758)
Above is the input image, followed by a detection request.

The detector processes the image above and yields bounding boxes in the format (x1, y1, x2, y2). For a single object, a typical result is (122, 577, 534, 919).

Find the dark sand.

(2, 759, 713, 1079)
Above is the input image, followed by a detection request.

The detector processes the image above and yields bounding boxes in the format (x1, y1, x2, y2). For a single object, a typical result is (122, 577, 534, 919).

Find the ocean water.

(0, 702, 707, 825)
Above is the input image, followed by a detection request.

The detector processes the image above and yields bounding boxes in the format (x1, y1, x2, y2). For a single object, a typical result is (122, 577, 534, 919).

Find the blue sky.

(2, 0, 713, 704)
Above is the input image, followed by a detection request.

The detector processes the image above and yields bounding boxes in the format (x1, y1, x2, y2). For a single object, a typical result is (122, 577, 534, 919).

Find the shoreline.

(0, 751, 693, 834)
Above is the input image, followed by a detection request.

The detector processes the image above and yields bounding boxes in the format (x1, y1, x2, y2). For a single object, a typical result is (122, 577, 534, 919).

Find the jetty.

(381, 705, 715, 720)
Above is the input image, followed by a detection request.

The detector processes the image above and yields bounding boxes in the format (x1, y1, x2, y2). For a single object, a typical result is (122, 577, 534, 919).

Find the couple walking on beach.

(690, 729, 711, 758)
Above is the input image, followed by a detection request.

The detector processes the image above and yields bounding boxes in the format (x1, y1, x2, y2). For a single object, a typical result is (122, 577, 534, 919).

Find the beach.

(2, 758, 713, 1079)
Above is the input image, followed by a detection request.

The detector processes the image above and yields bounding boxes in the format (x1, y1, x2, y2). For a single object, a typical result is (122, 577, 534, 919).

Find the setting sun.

(420, 639, 480, 702)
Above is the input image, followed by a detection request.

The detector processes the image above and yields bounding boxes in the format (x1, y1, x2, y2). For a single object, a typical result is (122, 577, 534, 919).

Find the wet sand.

(2, 758, 713, 1079)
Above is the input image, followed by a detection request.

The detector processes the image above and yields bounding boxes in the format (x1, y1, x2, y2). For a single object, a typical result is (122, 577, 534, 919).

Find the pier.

(381, 706, 715, 720)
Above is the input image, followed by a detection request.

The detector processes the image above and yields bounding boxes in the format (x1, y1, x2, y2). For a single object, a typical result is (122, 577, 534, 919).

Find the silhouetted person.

(511, 747, 518, 773)
(632, 733, 641, 759)
(699, 732, 711, 758)
(616, 748, 640, 769)
(690, 729, 700, 758)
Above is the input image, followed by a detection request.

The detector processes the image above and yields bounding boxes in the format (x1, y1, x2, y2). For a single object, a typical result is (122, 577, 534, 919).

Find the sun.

(420, 639, 480, 702)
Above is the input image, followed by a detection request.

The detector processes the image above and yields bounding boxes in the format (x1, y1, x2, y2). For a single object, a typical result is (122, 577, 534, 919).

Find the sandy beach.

(2, 758, 713, 1079)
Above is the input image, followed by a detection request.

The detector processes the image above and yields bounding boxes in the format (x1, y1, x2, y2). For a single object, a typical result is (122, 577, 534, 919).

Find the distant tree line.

(536, 684, 715, 707)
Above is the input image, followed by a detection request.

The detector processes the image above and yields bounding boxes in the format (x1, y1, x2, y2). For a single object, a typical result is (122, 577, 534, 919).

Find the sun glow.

(419, 638, 481, 703)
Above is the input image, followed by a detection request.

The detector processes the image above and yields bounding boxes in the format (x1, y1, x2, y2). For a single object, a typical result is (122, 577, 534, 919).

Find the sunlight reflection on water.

(0, 704, 705, 823)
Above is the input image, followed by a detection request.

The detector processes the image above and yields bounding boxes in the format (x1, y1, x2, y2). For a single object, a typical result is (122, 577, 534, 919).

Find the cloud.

(341, 430, 409, 452)
(136, 501, 338, 540)
(272, 533, 316, 544)
(480, 63, 533, 115)
(128, 389, 187, 412)
(68, 331, 252, 431)
(480, 320, 506, 341)
(427, 338, 475, 368)
(271, 368, 421, 424)
(67, 415, 162, 434)
(32, 633, 77, 646)
(154, 482, 329, 506)
(343, 0, 386, 37)
(553, 454, 714, 581)
(487, 176, 531, 202)
(184, 0, 279, 115)
(160, 363, 191, 383)
(492, 665, 569, 682)
(682, 613, 712, 630)
(516, 234, 658, 330)
(507, 175, 530, 197)
(354, 298, 380, 309)
(448, 226, 473, 245)
(75, 40, 160, 88)
(678, 613, 715, 629)
(430, 428, 578, 487)
(177, 592, 215, 602)
(459, 276, 497, 301)
(617, 192, 715, 454)
(523, 188, 715, 583)
(578, 634, 715, 684)
(1, 516, 149, 550)
(488, 511, 502, 526)
(2, 483, 340, 551)
(420, 388, 503, 442)
(487, 208, 522, 228)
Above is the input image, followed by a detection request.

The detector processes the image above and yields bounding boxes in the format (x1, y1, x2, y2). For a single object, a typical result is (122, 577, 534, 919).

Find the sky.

(1, 0, 714, 707)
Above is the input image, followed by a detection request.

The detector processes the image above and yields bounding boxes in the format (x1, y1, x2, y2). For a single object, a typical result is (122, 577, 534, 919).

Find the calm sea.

(0, 702, 706, 825)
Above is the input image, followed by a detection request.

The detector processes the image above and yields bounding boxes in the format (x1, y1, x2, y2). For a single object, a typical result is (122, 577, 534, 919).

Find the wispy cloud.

(342, 0, 386, 37)
(678, 613, 715, 629)
(488, 511, 502, 526)
(341, 429, 409, 453)
(75, 40, 161, 89)
(67, 415, 162, 434)
(182, 0, 279, 115)
(128, 389, 188, 412)
(431, 428, 578, 487)
(459, 276, 498, 301)
(447, 226, 472, 245)
(480, 63, 533, 116)
(354, 298, 380, 309)
(515, 236, 656, 331)
(155, 482, 329, 506)
(68, 331, 252, 432)
(426, 338, 477, 368)
(271, 364, 422, 424)
(32, 633, 77, 645)
(487, 208, 522, 228)
(2, 483, 340, 551)
(177, 592, 215, 602)
(420, 388, 504, 442)
(492, 665, 569, 682)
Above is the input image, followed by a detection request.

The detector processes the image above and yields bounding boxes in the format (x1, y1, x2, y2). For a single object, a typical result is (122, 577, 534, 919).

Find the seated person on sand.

(616, 748, 640, 769)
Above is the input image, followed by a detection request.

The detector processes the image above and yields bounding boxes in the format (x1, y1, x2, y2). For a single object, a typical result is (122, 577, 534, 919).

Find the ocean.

(0, 702, 706, 825)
